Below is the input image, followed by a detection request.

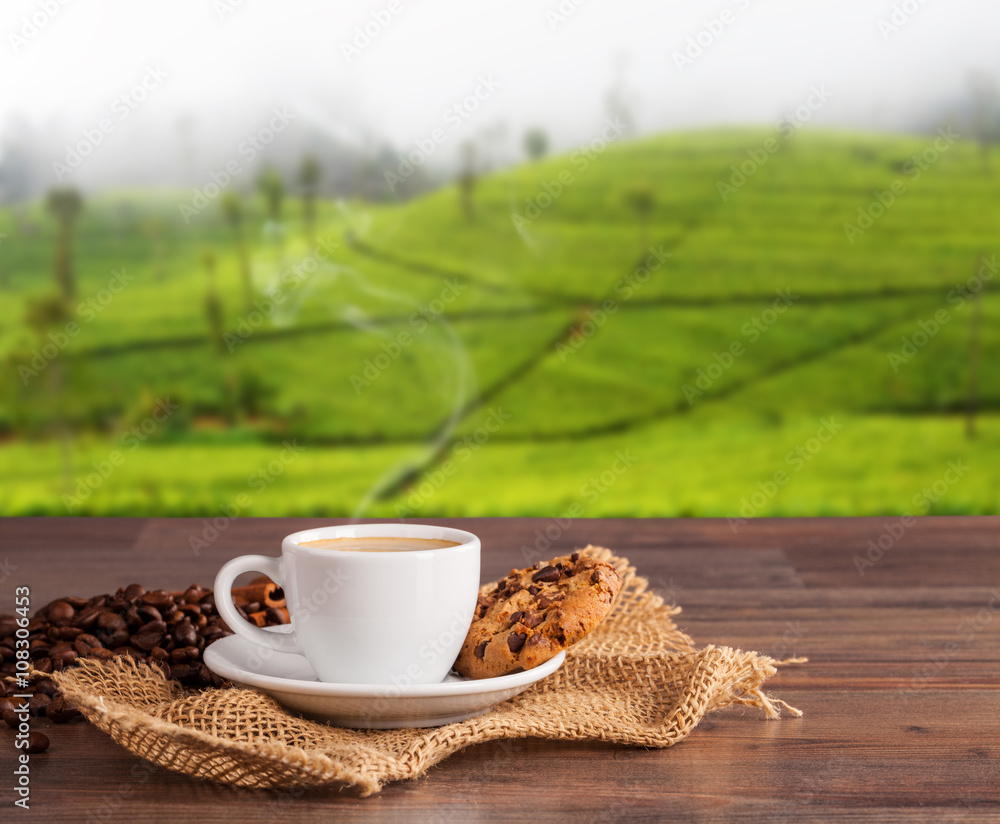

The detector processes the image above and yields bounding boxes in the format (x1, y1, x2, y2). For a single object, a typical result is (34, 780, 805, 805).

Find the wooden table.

(2, 516, 999, 822)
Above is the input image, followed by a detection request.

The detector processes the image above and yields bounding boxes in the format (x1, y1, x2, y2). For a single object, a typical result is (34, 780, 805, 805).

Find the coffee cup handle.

(214, 555, 301, 654)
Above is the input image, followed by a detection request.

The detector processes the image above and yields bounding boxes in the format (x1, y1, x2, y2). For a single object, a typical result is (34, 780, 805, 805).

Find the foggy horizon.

(2, 0, 999, 199)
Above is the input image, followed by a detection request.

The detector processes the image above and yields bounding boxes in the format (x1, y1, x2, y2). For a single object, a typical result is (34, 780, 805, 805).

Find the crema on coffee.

(297, 536, 461, 552)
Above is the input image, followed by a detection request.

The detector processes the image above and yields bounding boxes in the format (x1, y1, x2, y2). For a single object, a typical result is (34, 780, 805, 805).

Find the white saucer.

(203, 626, 565, 729)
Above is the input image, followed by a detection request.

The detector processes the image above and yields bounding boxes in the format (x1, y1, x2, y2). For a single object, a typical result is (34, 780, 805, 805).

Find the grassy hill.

(1, 128, 997, 517)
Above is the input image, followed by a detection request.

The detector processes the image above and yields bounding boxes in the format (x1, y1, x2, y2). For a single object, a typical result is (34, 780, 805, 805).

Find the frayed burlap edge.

(50, 546, 803, 796)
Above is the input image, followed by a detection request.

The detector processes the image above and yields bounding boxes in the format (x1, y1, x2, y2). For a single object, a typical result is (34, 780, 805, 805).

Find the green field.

(1, 128, 998, 517)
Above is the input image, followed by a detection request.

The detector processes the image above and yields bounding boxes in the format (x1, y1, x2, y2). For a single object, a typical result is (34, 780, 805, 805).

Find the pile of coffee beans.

(0, 581, 286, 753)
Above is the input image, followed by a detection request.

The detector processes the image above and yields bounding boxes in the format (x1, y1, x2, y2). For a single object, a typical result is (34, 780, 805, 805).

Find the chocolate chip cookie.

(453, 552, 622, 679)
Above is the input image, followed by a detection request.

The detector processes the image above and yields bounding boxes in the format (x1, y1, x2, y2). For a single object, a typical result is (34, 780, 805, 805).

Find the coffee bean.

(49, 641, 73, 658)
(124, 605, 143, 629)
(3, 709, 20, 730)
(26, 731, 49, 754)
(173, 620, 198, 647)
(75, 608, 102, 630)
(137, 605, 162, 624)
(0, 697, 14, 715)
(74, 634, 101, 656)
(29, 640, 51, 659)
(168, 663, 200, 682)
(45, 696, 80, 724)
(0, 579, 287, 706)
(28, 693, 51, 716)
(95, 613, 129, 648)
(131, 620, 167, 651)
(140, 590, 173, 610)
(46, 600, 75, 623)
(34, 679, 59, 697)
(507, 632, 527, 653)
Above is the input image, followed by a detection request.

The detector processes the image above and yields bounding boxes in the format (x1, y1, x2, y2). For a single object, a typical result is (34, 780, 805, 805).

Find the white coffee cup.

(213, 523, 481, 685)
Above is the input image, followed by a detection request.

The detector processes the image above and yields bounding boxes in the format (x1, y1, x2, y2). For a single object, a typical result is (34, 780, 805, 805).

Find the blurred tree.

(258, 167, 285, 224)
(21, 294, 75, 492)
(201, 249, 226, 351)
(968, 71, 999, 175)
(220, 191, 253, 311)
(298, 154, 321, 243)
(45, 188, 83, 301)
(523, 128, 549, 161)
(623, 180, 655, 251)
(605, 52, 637, 135)
(458, 141, 477, 221)
(479, 120, 508, 172)
(966, 261, 984, 439)
(141, 217, 166, 282)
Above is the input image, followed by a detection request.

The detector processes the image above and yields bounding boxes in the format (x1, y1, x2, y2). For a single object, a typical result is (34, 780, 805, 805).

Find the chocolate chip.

(522, 611, 544, 628)
(507, 632, 527, 653)
(591, 569, 601, 584)
(508, 611, 525, 627)
(570, 552, 580, 562)
(531, 566, 560, 584)
(528, 586, 540, 596)
(474, 641, 487, 660)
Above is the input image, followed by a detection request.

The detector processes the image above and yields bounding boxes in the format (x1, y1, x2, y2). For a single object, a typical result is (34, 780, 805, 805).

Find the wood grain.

(1, 516, 998, 822)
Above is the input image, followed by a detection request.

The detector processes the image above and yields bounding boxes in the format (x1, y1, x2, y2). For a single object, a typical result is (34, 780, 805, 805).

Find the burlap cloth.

(50, 547, 802, 795)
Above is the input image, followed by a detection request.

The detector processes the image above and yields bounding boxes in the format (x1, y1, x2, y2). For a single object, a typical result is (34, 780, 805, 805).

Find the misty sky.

(2, 0, 998, 180)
